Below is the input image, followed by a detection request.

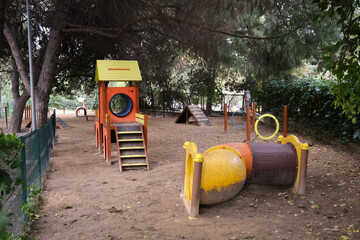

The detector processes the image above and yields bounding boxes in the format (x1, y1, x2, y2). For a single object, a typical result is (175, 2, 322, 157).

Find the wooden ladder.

(116, 123, 149, 171)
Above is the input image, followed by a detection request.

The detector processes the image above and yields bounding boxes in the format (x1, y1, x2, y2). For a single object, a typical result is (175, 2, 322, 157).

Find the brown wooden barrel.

(249, 143, 298, 186)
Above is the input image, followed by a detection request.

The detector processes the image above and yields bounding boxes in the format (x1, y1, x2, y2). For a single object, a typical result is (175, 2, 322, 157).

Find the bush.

(0, 130, 23, 237)
(253, 77, 360, 142)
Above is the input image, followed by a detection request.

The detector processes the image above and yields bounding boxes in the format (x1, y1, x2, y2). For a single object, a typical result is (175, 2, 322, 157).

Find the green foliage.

(0, 131, 22, 196)
(21, 183, 42, 225)
(253, 77, 360, 142)
(49, 95, 80, 109)
(219, 0, 339, 89)
(0, 131, 23, 238)
(313, 0, 360, 122)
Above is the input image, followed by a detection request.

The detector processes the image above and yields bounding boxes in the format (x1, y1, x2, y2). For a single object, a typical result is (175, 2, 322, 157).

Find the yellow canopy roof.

(95, 60, 142, 82)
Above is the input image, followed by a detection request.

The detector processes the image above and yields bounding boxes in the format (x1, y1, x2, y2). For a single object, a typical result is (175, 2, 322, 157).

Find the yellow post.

(297, 144, 309, 194)
(189, 154, 203, 219)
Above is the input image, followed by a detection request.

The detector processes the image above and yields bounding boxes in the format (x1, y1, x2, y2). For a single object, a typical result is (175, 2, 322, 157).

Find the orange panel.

(105, 87, 137, 122)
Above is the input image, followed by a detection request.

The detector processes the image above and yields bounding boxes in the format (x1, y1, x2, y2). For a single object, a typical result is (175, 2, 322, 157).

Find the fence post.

(224, 104, 227, 133)
(5, 105, 8, 129)
(36, 129, 42, 185)
(20, 136, 28, 226)
(52, 110, 56, 147)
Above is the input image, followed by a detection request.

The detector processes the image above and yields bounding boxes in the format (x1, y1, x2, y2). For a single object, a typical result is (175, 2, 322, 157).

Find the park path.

(30, 112, 360, 240)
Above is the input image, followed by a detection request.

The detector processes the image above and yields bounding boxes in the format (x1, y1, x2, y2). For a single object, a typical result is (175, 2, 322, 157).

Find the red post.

(106, 114, 111, 165)
(63, 106, 65, 114)
(246, 106, 251, 141)
(252, 102, 256, 130)
(283, 105, 288, 138)
(135, 82, 139, 113)
(224, 104, 227, 133)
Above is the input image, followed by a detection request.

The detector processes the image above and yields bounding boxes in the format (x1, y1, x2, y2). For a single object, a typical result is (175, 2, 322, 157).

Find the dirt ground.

(7, 111, 359, 240)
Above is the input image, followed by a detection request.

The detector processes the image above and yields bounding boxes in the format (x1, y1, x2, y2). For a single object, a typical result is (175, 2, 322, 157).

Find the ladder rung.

(118, 139, 143, 142)
(120, 147, 145, 150)
(117, 131, 142, 134)
(121, 163, 148, 167)
(121, 155, 146, 158)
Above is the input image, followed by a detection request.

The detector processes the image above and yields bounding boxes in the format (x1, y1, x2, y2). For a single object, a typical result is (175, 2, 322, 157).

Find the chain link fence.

(2, 110, 56, 235)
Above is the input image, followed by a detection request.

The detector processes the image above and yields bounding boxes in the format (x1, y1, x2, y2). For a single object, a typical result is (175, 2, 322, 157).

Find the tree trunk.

(0, 0, 5, 56)
(32, 0, 70, 128)
(10, 57, 30, 133)
(204, 82, 215, 116)
(35, 93, 49, 126)
(3, 0, 70, 129)
(10, 94, 29, 133)
(0, 73, 2, 118)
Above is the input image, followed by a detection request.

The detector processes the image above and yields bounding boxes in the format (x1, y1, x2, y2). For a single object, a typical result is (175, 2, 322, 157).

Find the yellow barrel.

(199, 148, 247, 204)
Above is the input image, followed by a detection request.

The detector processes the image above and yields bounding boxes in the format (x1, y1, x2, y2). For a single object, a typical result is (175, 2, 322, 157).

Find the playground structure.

(23, 106, 67, 129)
(94, 60, 149, 171)
(75, 107, 95, 121)
(181, 105, 309, 218)
(175, 105, 211, 126)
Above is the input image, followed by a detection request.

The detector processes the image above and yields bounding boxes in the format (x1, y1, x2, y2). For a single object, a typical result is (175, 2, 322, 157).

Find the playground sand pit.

(27, 112, 360, 240)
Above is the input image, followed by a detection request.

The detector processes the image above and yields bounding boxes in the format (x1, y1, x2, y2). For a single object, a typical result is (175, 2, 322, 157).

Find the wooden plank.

(117, 131, 142, 134)
(122, 163, 148, 167)
(119, 146, 145, 150)
(118, 139, 143, 142)
(121, 155, 146, 159)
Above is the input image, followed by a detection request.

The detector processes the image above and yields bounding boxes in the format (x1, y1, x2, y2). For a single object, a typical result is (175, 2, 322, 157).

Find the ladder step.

(119, 147, 145, 150)
(121, 155, 146, 159)
(121, 163, 148, 167)
(118, 139, 143, 142)
(117, 131, 142, 134)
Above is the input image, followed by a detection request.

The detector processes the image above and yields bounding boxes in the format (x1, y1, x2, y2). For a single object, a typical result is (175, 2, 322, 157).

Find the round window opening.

(109, 93, 133, 117)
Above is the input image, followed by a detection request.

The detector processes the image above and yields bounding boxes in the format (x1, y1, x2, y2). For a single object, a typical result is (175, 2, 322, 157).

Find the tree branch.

(3, 22, 31, 93)
(62, 16, 285, 40)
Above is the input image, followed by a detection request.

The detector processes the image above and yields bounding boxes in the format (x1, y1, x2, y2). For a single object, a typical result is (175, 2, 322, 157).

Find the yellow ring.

(254, 114, 279, 140)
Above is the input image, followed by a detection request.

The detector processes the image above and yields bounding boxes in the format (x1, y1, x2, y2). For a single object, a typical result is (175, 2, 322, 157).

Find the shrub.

(253, 78, 360, 142)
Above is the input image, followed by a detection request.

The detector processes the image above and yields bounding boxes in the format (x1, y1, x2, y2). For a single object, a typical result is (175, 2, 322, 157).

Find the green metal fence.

(3, 110, 56, 234)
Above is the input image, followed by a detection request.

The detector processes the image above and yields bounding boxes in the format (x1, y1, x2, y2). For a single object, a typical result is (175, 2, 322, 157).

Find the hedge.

(253, 78, 360, 142)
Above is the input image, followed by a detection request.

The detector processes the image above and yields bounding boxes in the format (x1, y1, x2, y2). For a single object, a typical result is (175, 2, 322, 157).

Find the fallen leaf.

(65, 204, 73, 209)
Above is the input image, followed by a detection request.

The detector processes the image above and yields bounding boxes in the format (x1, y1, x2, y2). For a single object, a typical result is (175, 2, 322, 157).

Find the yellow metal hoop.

(254, 114, 279, 140)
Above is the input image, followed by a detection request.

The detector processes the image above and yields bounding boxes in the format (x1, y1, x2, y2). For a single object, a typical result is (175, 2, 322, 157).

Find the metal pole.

(26, 0, 36, 130)
(5, 105, 8, 129)
(224, 103, 227, 133)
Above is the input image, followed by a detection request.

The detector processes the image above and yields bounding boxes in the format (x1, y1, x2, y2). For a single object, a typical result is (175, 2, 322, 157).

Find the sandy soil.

(18, 111, 360, 240)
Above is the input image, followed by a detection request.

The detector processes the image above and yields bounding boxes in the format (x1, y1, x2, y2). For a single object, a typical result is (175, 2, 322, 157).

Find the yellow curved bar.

(255, 114, 279, 140)
(278, 135, 309, 193)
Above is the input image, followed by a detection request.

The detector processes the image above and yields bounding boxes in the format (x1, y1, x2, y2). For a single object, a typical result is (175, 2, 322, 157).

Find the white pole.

(26, 0, 36, 130)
